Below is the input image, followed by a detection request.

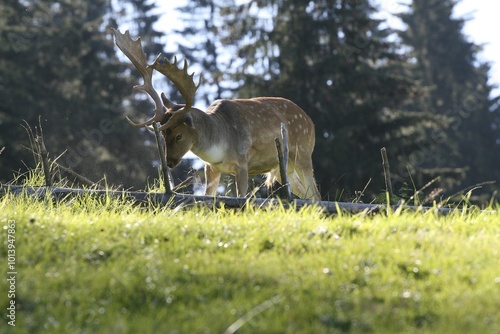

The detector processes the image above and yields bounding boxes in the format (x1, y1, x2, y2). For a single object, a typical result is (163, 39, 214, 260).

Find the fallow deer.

(112, 29, 321, 200)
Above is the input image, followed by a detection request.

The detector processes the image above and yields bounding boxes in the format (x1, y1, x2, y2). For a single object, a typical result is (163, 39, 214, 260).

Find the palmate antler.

(111, 28, 201, 130)
(153, 56, 201, 130)
(111, 28, 166, 128)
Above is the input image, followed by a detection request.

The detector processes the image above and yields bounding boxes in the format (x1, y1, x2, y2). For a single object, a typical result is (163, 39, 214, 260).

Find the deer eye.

(175, 133, 182, 142)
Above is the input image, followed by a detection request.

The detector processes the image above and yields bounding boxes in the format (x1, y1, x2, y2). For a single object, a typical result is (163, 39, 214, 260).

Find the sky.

(154, 0, 500, 96)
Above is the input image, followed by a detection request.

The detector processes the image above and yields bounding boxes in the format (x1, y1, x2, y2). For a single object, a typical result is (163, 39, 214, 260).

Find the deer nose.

(167, 159, 177, 168)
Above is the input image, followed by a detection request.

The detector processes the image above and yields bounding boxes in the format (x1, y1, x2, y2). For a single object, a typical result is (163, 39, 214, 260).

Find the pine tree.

(0, 0, 34, 179)
(398, 0, 500, 198)
(0, 0, 163, 188)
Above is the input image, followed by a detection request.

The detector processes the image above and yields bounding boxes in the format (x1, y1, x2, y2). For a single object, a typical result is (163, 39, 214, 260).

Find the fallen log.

(1, 184, 460, 215)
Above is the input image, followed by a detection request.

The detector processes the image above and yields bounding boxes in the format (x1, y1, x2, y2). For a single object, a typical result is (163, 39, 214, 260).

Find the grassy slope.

(1, 194, 499, 333)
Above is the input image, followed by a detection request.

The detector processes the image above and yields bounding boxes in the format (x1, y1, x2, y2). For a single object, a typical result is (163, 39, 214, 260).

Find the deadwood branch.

(1, 185, 459, 215)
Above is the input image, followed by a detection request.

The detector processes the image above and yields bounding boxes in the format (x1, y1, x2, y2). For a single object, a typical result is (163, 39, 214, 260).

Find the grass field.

(1, 192, 499, 333)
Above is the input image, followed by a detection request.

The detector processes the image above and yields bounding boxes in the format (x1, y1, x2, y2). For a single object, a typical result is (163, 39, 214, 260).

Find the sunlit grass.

(1, 191, 499, 333)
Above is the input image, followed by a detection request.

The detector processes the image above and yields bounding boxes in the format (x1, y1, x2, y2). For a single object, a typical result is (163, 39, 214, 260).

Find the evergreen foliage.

(398, 0, 500, 198)
(0, 0, 162, 188)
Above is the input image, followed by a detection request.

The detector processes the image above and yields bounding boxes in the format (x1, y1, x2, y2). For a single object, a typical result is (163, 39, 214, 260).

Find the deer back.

(190, 97, 316, 175)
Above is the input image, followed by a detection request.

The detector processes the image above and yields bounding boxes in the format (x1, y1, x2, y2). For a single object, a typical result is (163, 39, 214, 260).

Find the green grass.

(1, 192, 499, 333)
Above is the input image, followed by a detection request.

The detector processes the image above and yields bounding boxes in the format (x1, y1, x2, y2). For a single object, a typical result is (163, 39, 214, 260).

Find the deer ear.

(182, 115, 194, 128)
(161, 92, 176, 109)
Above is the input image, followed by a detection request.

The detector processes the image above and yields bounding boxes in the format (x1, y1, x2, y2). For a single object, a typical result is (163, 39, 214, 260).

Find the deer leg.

(235, 166, 249, 197)
(296, 162, 321, 200)
(287, 162, 321, 200)
(301, 158, 321, 200)
(302, 171, 321, 200)
(205, 164, 221, 196)
(287, 170, 306, 198)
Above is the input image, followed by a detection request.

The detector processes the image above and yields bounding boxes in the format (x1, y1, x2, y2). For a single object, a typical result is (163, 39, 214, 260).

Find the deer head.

(111, 28, 201, 167)
(159, 103, 198, 168)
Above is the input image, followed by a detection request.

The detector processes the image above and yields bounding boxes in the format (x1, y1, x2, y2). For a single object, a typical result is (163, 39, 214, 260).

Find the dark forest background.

(1, 0, 499, 203)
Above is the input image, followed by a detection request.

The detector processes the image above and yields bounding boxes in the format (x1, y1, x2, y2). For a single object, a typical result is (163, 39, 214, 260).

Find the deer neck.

(189, 108, 228, 164)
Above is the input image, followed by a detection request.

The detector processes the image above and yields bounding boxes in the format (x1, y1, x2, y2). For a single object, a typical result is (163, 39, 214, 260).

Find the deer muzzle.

(167, 158, 180, 168)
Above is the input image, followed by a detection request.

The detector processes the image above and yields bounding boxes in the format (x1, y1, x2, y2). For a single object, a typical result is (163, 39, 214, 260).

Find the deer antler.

(152, 56, 201, 130)
(111, 28, 166, 128)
